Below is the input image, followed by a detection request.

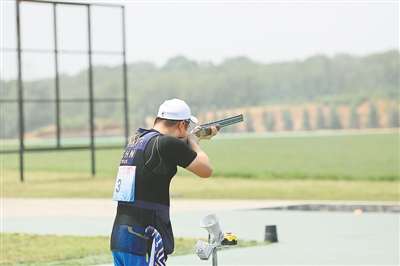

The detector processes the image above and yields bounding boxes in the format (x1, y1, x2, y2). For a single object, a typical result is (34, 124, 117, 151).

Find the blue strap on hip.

(115, 225, 147, 256)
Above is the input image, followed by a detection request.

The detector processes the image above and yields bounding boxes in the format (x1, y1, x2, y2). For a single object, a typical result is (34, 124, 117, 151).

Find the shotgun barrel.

(193, 114, 244, 137)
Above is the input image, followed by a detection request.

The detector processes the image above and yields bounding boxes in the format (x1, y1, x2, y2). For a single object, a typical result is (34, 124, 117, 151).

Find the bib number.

(112, 166, 136, 202)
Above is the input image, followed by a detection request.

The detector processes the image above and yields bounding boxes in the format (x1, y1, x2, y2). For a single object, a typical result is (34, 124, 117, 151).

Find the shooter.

(109, 98, 218, 265)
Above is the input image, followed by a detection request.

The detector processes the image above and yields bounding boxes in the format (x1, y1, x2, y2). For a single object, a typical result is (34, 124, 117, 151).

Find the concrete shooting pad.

(2, 199, 399, 265)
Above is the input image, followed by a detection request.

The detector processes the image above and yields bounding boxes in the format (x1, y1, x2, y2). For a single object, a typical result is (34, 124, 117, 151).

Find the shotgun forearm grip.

(195, 125, 221, 137)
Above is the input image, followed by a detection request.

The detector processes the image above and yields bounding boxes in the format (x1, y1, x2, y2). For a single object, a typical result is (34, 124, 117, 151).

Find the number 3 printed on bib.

(112, 166, 136, 202)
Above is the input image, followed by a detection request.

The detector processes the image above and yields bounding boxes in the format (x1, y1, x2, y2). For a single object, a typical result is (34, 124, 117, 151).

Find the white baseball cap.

(157, 98, 198, 124)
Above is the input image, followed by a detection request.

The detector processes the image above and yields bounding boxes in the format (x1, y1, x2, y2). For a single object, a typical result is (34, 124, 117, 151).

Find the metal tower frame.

(1, 0, 129, 182)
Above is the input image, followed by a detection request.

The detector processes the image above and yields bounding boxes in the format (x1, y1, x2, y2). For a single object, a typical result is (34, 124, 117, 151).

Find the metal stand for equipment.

(212, 246, 218, 266)
(196, 213, 237, 265)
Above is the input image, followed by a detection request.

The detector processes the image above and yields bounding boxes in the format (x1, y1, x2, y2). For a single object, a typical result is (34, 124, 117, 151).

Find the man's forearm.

(186, 137, 212, 177)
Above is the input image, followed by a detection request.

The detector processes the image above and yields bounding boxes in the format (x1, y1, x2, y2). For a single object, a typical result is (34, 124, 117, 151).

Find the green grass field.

(1, 233, 266, 265)
(1, 132, 399, 200)
(201, 132, 399, 181)
(2, 132, 399, 181)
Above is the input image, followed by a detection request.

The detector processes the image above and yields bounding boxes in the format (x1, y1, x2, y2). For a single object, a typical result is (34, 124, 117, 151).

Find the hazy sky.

(1, 0, 399, 80)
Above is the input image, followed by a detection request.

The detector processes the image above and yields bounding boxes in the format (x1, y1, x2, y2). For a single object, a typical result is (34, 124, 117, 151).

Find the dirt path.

(2, 198, 303, 217)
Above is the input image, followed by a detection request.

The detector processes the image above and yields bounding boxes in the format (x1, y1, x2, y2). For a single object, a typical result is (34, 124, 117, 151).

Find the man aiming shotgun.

(110, 98, 243, 265)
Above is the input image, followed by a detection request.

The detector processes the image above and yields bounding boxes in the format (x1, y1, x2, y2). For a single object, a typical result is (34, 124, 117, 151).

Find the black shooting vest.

(111, 128, 175, 255)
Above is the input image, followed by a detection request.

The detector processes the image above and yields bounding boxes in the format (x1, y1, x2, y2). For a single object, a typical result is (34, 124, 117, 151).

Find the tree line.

(239, 101, 399, 133)
(1, 50, 398, 138)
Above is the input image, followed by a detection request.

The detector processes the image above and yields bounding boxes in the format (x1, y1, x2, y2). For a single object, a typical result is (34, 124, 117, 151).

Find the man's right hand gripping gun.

(191, 114, 244, 137)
